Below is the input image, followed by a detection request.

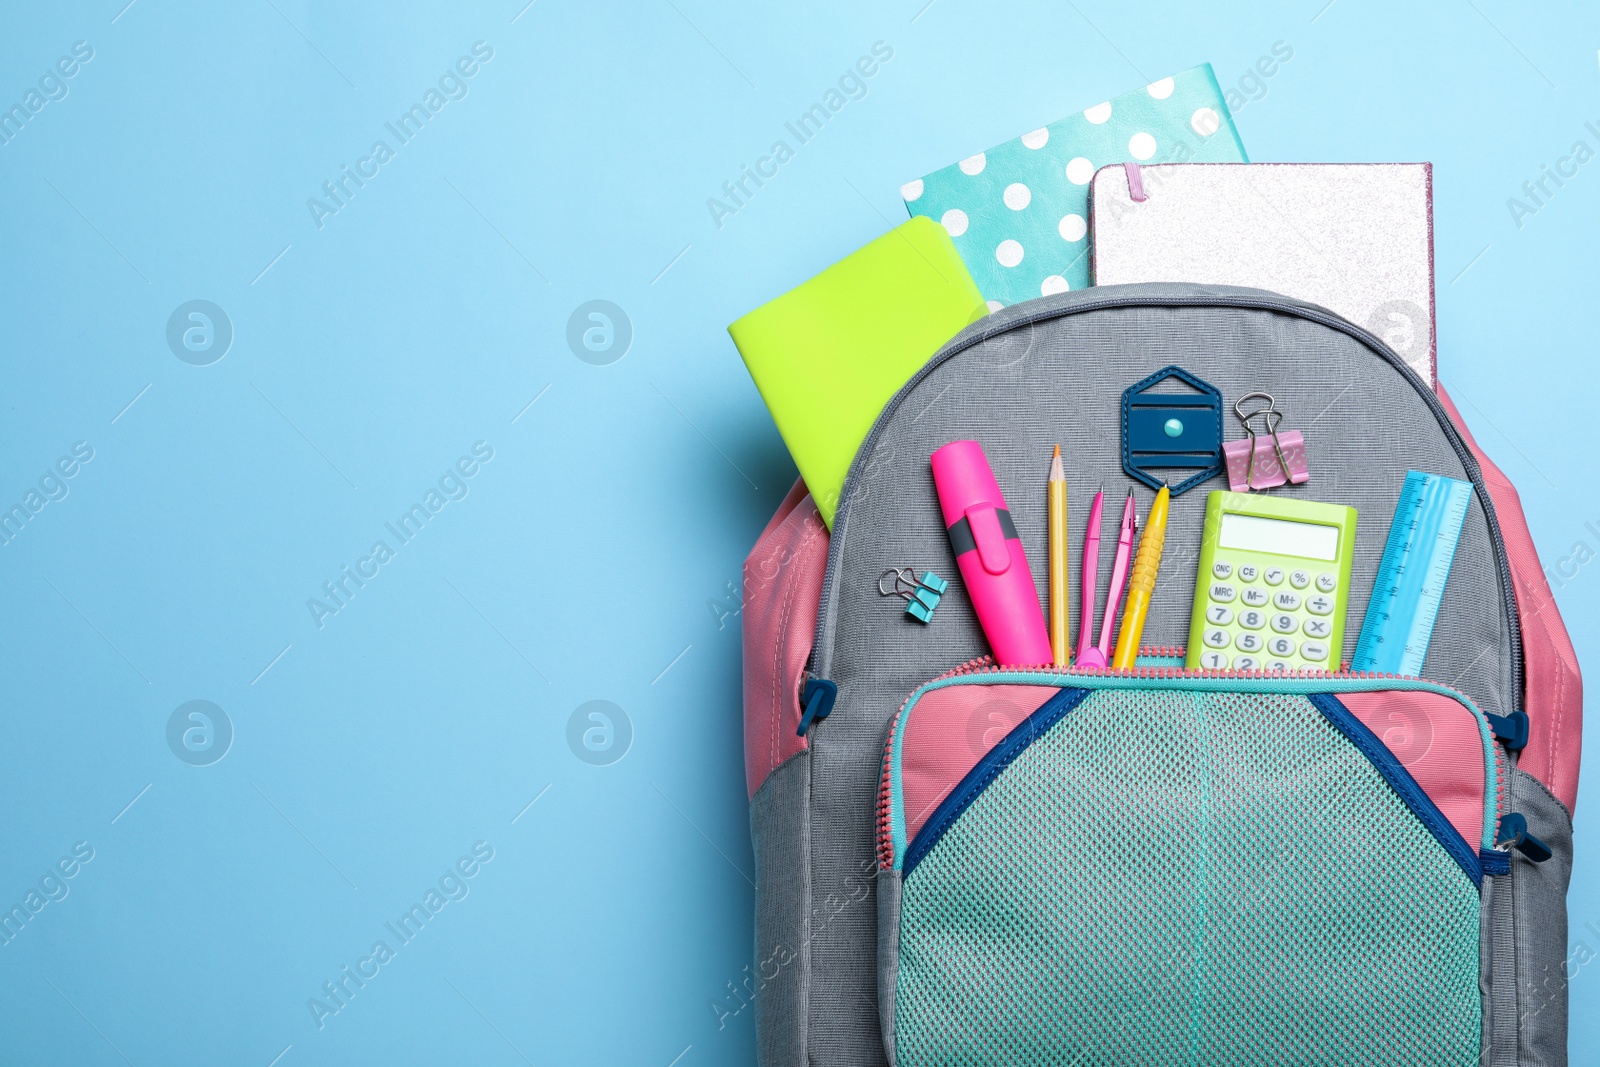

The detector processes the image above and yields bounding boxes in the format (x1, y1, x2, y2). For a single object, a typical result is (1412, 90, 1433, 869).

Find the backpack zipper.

(910, 654, 1484, 691)
(809, 290, 1524, 705)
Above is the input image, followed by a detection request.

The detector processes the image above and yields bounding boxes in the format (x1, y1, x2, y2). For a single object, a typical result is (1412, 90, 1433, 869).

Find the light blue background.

(1, 1, 1596, 1064)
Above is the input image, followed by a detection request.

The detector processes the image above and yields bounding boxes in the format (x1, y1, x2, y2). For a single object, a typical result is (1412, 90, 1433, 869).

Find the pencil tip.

(1052, 443, 1060, 459)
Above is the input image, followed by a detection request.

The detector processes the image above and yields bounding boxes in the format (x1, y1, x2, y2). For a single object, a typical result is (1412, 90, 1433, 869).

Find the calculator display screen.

(1218, 513, 1339, 561)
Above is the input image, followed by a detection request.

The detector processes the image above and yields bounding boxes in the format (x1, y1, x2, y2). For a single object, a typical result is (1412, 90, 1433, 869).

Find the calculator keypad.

(1198, 554, 1339, 672)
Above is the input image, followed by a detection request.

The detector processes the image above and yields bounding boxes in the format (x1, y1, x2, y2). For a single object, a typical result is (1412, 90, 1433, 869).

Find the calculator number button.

(1300, 640, 1330, 662)
(1267, 636, 1296, 658)
(1203, 627, 1231, 648)
(1210, 583, 1237, 603)
(1232, 655, 1261, 671)
(1238, 609, 1266, 630)
(1273, 591, 1301, 610)
(1270, 613, 1297, 634)
(1238, 565, 1258, 582)
(1199, 650, 1228, 670)
(1241, 588, 1269, 607)
(1316, 572, 1338, 593)
(1265, 659, 1293, 673)
(1212, 561, 1233, 579)
(1263, 567, 1284, 586)
(1303, 618, 1333, 639)
(1290, 569, 1311, 589)
(1306, 595, 1334, 616)
(1234, 632, 1262, 652)
(1205, 605, 1234, 625)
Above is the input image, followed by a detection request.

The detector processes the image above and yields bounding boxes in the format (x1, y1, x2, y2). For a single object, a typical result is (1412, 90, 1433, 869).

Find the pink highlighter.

(931, 441, 1052, 666)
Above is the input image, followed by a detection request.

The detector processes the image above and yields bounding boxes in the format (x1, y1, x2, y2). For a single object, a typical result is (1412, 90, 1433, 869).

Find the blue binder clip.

(880, 568, 947, 623)
(1121, 365, 1224, 496)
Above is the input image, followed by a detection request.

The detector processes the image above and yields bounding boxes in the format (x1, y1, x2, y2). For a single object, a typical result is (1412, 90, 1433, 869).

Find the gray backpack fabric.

(741, 282, 1574, 1066)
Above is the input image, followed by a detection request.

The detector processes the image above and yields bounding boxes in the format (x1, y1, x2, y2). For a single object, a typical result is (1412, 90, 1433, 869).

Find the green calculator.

(1185, 491, 1358, 673)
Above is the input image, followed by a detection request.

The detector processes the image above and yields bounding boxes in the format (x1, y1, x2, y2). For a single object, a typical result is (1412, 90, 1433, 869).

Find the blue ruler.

(1352, 470, 1476, 676)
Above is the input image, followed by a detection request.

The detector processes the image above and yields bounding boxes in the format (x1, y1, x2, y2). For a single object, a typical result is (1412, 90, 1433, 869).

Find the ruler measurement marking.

(1352, 471, 1474, 676)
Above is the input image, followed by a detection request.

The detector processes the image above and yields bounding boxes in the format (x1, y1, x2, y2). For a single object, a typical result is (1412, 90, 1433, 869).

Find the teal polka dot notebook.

(902, 64, 1247, 308)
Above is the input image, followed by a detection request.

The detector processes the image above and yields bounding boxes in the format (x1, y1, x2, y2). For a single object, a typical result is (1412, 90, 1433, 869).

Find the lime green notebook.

(728, 217, 987, 527)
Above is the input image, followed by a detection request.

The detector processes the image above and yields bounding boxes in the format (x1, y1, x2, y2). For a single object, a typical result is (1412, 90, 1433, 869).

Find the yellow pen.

(1111, 483, 1169, 670)
(1048, 445, 1069, 666)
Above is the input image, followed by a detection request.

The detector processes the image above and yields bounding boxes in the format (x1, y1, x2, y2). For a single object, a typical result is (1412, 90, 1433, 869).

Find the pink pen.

(1078, 491, 1137, 668)
(1097, 491, 1138, 658)
(1075, 488, 1104, 665)
(930, 441, 1052, 667)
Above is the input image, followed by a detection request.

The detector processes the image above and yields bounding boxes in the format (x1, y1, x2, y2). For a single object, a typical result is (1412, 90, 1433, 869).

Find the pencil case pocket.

(875, 670, 1503, 1067)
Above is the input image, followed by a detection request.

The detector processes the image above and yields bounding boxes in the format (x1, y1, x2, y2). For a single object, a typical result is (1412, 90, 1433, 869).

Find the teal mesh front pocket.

(893, 687, 1482, 1067)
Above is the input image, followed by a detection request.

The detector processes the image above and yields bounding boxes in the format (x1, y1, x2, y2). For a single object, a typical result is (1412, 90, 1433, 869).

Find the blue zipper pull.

(797, 678, 838, 737)
(1486, 711, 1529, 751)
(1495, 812, 1552, 863)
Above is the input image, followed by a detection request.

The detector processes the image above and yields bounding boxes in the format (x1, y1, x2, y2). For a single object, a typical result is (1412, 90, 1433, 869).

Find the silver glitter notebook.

(1089, 162, 1436, 385)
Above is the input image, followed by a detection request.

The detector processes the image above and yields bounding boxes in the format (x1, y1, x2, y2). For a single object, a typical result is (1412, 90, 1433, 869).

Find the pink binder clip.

(1223, 392, 1310, 492)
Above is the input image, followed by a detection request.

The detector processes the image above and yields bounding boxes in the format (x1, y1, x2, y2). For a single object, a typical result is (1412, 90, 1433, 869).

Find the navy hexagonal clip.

(1121, 365, 1224, 496)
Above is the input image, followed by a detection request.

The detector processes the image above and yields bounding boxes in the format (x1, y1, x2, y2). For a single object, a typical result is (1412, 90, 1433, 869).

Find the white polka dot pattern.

(898, 64, 1244, 307)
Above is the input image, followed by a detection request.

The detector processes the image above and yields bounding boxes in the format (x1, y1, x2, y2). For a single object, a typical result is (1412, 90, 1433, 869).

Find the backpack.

(740, 282, 1582, 1067)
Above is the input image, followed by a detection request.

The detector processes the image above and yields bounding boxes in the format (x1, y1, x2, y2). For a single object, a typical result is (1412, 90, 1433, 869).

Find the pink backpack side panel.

(1439, 385, 1582, 813)
(743, 480, 830, 798)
